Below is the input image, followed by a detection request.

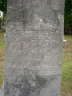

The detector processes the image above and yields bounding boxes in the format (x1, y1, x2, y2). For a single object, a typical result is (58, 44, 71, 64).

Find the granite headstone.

(1, 0, 65, 96)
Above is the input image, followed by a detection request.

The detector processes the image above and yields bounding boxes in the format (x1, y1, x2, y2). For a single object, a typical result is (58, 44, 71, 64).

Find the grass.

(0, 32, 5, 89)
(61, 35, 72, 96)
(0, 32, 72, 96)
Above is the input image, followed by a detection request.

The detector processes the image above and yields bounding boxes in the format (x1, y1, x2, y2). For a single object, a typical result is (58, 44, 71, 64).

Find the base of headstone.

(0, 83, 61, 96)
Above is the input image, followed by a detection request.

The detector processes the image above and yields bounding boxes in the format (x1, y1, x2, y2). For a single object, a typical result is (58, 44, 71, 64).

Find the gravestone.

(1, 0, 65, 96)
(63, 36, 67, 47)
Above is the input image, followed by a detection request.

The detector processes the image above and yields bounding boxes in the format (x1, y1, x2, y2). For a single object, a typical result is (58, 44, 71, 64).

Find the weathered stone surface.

(1, 0, 65, 96)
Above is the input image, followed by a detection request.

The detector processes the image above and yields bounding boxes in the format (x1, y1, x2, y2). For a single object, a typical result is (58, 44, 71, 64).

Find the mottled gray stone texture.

(3, 0, 65, 96)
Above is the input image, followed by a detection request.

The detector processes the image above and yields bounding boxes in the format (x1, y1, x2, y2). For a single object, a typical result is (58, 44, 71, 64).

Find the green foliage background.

(0, 0, 7, 13)
(65, 0, 72, 27)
